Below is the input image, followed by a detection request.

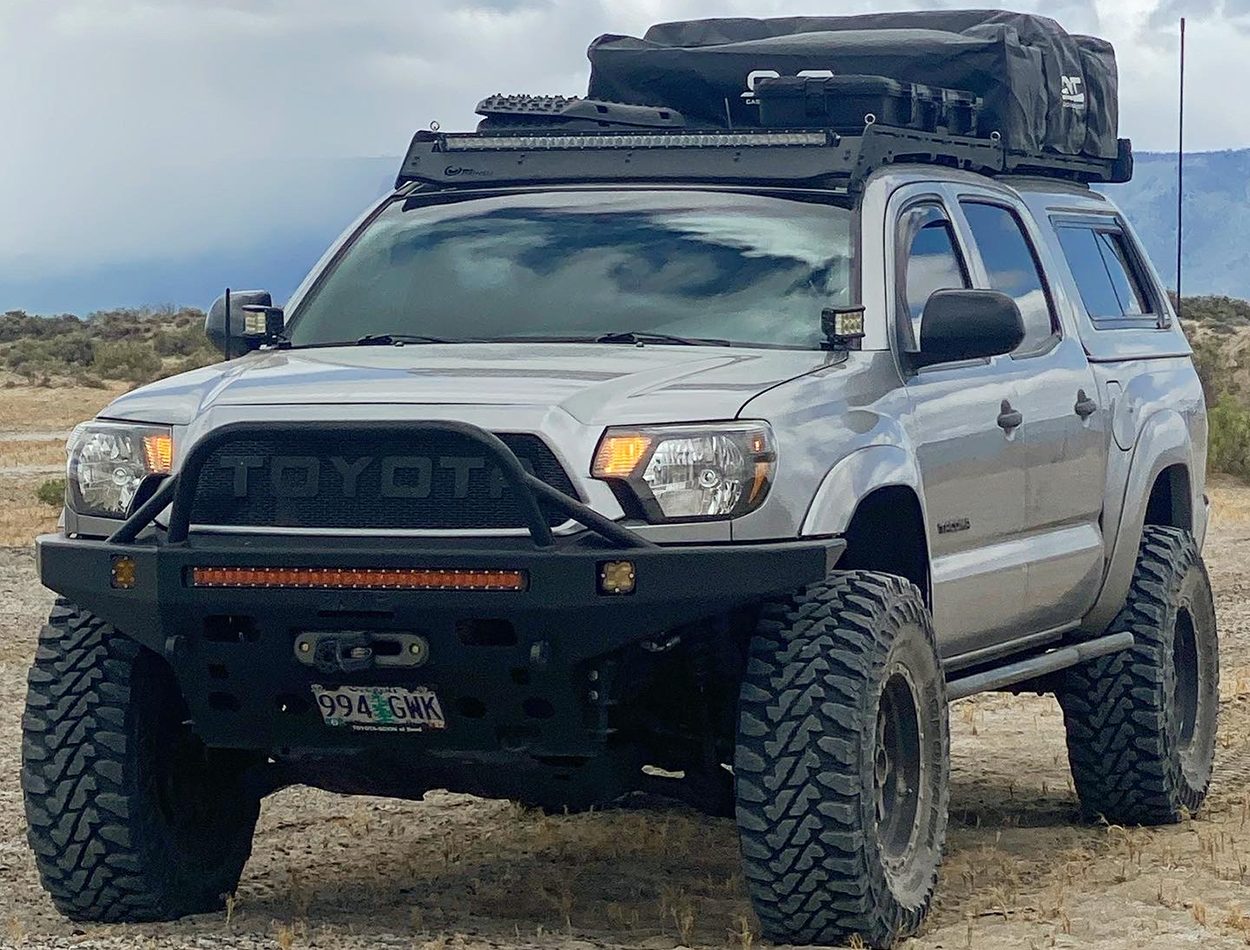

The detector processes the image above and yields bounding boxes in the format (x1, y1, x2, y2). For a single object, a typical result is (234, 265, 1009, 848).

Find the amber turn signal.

(190, 566, 528, 591)
(592, 433, 653, 478)
(142, 433, 174, 474)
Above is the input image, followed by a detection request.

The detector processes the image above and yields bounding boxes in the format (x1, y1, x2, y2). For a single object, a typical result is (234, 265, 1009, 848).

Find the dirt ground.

(2, 388, 1250, 948)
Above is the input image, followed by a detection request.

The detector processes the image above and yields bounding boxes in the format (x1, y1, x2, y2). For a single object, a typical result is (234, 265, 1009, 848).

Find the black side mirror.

(914, 289, 1025, 368)
(206, 289, 284, 358)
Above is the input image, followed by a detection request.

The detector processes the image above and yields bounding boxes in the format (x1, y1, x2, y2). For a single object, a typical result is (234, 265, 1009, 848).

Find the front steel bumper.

(38, 532, 841, 755)
(37, 421, 844, 765)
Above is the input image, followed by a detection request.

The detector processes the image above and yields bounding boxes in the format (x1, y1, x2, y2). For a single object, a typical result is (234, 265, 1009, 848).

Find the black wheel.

(1058, 526, 1219, 825)
(22, 600, 262, 922)
(735, 572, 949, 949)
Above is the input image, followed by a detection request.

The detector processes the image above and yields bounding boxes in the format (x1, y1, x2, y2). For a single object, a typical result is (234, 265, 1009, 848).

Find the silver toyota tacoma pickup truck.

(23, 102, 1216, 948)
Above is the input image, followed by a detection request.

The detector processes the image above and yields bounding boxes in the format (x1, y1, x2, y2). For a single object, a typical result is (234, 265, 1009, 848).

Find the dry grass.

(1211, 477, 1250, 526)
(0, 439, 65, 470)
(0, 383, 125, 432)
(0, 475, 59, 545)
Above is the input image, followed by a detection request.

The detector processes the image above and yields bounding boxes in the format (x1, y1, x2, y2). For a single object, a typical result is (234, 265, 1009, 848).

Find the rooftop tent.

(587, 10, 1119, 159)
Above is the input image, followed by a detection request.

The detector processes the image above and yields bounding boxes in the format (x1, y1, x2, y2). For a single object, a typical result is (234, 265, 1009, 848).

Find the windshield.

(285, 189, 856, 350)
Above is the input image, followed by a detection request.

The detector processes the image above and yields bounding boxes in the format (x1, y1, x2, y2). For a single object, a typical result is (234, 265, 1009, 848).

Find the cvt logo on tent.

(1061, 75, 1086, 109)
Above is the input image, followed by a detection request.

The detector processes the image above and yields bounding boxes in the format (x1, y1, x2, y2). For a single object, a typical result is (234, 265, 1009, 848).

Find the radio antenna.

(223, 287, 233, 359)
(1176, 17, 1186, 320)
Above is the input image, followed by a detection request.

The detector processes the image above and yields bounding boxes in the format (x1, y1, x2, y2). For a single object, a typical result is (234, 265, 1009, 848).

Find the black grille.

(188, 430, 578, 530)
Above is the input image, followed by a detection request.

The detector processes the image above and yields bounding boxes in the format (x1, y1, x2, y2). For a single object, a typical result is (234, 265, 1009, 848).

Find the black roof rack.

(395, 124, 1133, 192)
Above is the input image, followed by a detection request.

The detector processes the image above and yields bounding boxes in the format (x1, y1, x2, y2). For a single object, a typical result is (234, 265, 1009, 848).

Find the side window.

(898, 204, 970, 348)
(960, 201, 1058, 354)
(1055, 223, 1157, 324)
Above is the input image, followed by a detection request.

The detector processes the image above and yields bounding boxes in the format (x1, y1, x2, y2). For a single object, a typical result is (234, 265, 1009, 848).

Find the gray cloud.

(1148, 0, 1250, 31)
(3, 0, 1246, 296)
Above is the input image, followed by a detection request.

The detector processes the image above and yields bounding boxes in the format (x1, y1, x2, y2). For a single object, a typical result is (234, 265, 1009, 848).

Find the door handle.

(997, 400, 1023, 432)
(1075, 390, 1098, 419)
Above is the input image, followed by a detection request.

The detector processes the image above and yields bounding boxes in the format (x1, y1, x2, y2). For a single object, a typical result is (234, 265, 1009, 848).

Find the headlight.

(592, 422, 776, 522)
(67, 422, 173, 518)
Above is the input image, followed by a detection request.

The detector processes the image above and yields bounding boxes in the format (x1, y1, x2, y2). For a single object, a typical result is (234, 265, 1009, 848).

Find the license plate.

(312, 685, 447, 733)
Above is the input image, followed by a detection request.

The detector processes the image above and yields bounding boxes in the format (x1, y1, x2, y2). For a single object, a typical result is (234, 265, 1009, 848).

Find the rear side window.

(898, 204, 970, 347)
(960, 201, 1058, 354)
(1055, 223, 1157, 324)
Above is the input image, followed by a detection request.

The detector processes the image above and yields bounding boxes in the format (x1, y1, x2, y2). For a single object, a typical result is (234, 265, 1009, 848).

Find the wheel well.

(1144, 464, 1193, 531)
(839, 486, 930, 605)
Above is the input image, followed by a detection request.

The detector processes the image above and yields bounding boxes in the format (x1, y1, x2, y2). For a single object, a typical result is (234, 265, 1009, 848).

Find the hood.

(100, 342, 835, 427)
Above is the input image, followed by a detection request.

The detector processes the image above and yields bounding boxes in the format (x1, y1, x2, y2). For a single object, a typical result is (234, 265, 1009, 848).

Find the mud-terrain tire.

(735, 572, 949, 949)
(1058, 527, 1219, 825)
(21, 600, 262, 922)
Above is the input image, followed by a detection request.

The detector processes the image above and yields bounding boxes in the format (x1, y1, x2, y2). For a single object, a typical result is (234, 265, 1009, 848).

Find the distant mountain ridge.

(1102, 149, 1250, 300)
(2, 149, 1243, 315)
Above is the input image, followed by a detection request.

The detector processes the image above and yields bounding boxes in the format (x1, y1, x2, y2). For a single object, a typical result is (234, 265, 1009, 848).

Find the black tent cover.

(587, 10, 1118, 159)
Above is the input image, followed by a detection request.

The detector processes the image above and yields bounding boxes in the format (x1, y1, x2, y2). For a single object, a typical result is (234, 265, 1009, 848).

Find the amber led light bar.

(190, 566, 528, 591)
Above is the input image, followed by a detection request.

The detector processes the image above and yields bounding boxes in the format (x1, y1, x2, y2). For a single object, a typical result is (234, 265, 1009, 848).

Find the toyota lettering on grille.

(217, 454, 537, 500)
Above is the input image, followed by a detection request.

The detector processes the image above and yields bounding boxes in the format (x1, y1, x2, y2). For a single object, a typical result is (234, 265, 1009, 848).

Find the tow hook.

(312, 635, 376, 675)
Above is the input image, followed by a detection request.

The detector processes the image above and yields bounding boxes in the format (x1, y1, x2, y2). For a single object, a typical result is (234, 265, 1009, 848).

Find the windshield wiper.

(593, 330, 732, 347)
(356, 333, 454, 346)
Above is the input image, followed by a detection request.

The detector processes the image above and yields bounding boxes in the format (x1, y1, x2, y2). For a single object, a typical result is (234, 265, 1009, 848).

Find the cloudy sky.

(1, 0, 1247, 311)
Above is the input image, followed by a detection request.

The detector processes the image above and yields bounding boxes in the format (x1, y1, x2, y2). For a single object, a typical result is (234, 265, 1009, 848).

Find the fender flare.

(801, 444, 928, 538)
(1083, 409, 1197, 634)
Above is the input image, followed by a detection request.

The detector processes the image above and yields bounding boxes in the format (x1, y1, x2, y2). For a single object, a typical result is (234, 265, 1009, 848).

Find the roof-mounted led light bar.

(440, 130, 833, 152)
(395, 125, 1131, 190)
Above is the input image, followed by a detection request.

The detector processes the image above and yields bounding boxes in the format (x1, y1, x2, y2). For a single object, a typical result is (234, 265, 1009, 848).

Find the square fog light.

(111, 555, 137, 590)
(598, 561, 636, 596)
